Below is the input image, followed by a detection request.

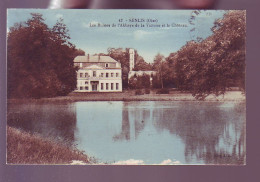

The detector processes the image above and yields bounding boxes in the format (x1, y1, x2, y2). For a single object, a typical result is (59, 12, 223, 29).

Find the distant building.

(128, 48, 156, 84)
(74, 55, 122, 92)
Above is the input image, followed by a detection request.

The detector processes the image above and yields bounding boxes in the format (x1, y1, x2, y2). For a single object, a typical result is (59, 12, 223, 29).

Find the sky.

(7, 9, 226, 63)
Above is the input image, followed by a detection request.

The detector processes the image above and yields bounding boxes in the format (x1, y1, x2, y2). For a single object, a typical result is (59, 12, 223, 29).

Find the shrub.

(145, 89, 150, 94)
(156, 88, 169, 94)
(129, 74, 151, 89)
(135, 89, 144, 95)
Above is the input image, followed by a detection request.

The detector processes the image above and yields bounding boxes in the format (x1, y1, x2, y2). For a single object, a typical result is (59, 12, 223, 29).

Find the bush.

(145, 89, 150, 94)
(135, 89, 144, 95)
(156, 88, 169, 94)
(129, 74, 151, 89)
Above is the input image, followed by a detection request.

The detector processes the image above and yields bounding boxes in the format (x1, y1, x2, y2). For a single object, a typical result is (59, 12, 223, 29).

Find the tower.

(129, 48, 135, 71)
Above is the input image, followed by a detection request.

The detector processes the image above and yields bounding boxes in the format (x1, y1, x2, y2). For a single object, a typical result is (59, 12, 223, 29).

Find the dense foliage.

(167, 10, 246, 99)
(8, 13, 80, 98)
(128, 74, 151, 89)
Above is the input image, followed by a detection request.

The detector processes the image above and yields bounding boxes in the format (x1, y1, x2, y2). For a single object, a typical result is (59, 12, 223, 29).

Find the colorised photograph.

(7, 9, 246, 165)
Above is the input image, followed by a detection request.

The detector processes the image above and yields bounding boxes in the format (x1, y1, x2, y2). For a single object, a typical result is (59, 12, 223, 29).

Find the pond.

(7, 101, 246, 165)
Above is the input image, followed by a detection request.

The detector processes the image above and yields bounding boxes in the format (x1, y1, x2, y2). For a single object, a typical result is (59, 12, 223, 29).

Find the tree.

(210, 10, 246, 91)
(164, 53, 177, 88)
(172, 10, 246, 99)
(74, 49, 85, 56)
(152, 53, 165, 88)
(50, 18, 78, 96)
(107, 48, 129, 70)
(7, 13, 78, 98)
(133, 51, 152, 71)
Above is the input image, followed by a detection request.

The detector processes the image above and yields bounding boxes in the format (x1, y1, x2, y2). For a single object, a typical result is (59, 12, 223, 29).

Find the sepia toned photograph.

(7, 9, 246, 165)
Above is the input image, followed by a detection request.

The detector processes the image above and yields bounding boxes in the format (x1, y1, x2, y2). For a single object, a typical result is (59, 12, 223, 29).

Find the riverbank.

(7, 90, 245, 103)
(7, 126, 95, 164)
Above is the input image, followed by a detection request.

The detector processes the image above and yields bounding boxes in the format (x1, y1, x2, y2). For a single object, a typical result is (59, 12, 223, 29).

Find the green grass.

(7, 126, 95, 164)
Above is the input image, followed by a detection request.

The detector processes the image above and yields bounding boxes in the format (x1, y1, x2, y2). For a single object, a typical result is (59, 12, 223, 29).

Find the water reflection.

(7, 103, 77, 146)
(151, 102, 245, 164)
(113, 102, 130, 141)
(113, 102, 151, 141)
(7, 101, 246, 165)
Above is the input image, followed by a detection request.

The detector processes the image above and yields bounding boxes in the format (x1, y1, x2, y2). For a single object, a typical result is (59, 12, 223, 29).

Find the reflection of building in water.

(74, 55, 122, 92)
(113, 102, 151, 141)
(132, 108, 150, 139)
(113, 103, 130, 141)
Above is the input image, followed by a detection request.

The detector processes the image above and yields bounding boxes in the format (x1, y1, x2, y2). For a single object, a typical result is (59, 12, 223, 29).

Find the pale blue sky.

(7, 10, 225, 63)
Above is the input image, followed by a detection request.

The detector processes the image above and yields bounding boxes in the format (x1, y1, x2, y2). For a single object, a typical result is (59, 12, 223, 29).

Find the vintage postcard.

(7, 9, 246, 165)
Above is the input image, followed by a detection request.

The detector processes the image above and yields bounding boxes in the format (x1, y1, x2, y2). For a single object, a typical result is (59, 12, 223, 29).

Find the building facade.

(74, 55, 122, 92)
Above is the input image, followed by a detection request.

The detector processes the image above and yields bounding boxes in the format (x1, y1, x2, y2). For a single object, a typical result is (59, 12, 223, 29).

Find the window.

(111, 73, 114, 77)
(106, 83, 109, 90)
(101, 73, 104, 77)
(116, 73, 119, 77)
(105, 63, 109, 68)
(85, 81, 88, 85)
(106, 73, 109, 78)
(93, 71, 96, 77)
(80, 87, 83, 90)
(116, 83, 119, 90)
(80, 73, 83, 77)
(85, 86, 88, 90)
(111, 83, 114, 90)
(85, 73, 89, 77)
(101, 83, 104, 90)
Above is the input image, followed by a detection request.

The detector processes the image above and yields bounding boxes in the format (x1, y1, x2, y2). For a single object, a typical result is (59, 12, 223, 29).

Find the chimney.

(87, 54, 90, 61)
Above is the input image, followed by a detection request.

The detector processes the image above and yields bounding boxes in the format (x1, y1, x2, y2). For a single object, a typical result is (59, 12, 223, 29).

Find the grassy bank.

(7, 126, 95, 164)
(7, 90, 245, 104)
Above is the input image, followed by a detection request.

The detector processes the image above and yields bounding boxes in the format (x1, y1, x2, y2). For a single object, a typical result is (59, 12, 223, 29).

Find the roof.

(85, 64, 105, 69)
(78, 64, 121, 70)
(74, 55, 119, 63)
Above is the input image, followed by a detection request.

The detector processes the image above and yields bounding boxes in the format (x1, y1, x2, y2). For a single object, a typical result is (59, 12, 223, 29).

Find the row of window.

(79, 71, 120, 78)
(79, 86, 89, 90)
(101, 83, 119, 90)
(77, 83, 120, 91)
(78, 81, 89, 86)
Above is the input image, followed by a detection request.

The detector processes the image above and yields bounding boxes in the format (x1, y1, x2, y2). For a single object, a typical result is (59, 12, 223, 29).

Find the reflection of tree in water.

(113, 102, 150, 141)
(7, 103, 77, 146)
(153, 102, 245, 164)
